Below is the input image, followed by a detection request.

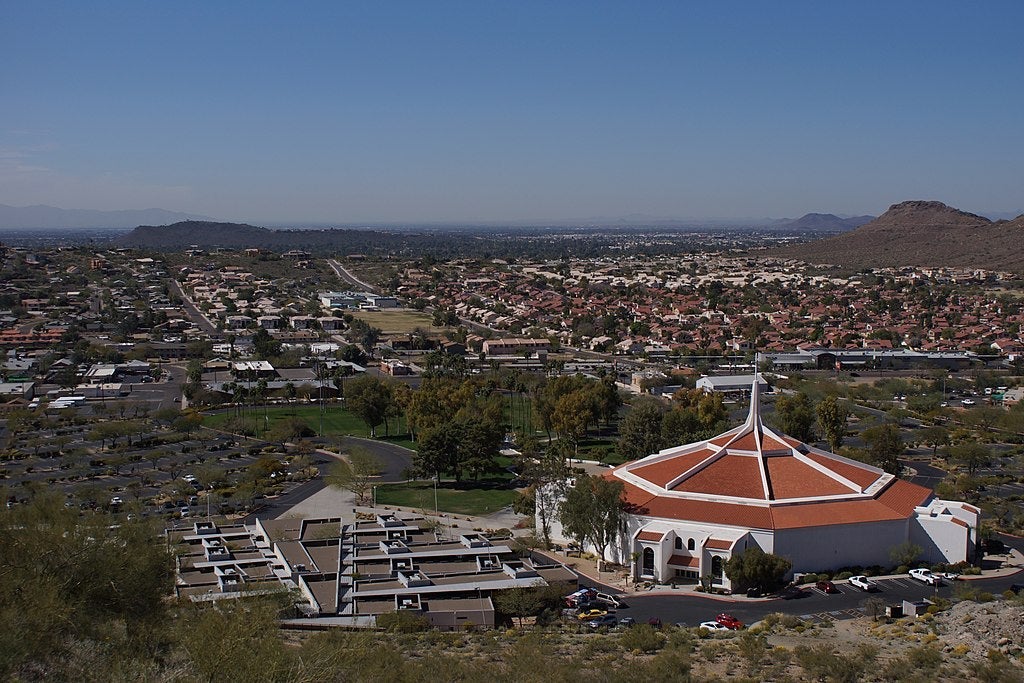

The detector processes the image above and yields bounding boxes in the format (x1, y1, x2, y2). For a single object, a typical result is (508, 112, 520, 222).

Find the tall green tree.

(617, 398, 664, 461)
(344, 375, 393, 437)
(724, 547, 792, 591)
(557, 474, 626, 562)
(862, 423, 905, 475)
(774, 392, 816, 442)
(815, 395, 849, 451)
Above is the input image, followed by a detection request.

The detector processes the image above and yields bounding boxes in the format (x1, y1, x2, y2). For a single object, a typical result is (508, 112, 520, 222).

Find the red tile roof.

(675, 454, 766, 499)
(877, 479, 932, 515)
(771, 499, 905, 529)
(803, 451, 880, 489)
(667, 554, 700, 568)
(705, 538, 735, 550)
(766, 457, 853, 499)
(620, 481, 774, 530)
(630, 448, 716, 488)
(636, 531, 664, 542)
(728, 432, 760, 451)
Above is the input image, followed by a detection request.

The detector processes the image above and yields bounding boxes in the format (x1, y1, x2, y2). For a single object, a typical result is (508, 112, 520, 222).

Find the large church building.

(543, 383, 978, 591)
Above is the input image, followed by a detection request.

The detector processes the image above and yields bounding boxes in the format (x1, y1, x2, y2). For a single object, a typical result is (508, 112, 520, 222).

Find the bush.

(835, 571, 853, 580)
(376, 610, 431, 633)
(619, 624, 665, 653)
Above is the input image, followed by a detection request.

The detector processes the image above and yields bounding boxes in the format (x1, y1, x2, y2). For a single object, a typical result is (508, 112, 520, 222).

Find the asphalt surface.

(240, 436, 414, 521)
(326, 260, 377, 293)
(168, 279, 218, 334)
(588, 574, 1024, 628)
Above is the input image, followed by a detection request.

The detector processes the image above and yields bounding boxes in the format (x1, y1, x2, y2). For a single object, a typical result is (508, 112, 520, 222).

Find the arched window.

(675, 537, 682, 550)
(687, 538, 695, 551)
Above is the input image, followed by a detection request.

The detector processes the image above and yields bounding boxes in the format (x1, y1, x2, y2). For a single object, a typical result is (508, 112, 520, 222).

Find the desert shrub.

(618, 624, 665, 653)
(376, 610, 431, 633)
(794, 645, 865, 683)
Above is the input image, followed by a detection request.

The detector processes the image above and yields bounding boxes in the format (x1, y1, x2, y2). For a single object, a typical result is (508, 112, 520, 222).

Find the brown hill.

(773, 200, 1024, 272)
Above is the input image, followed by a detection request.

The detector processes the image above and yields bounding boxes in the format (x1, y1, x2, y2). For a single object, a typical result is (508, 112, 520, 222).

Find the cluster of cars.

(699, 613, 744, 631)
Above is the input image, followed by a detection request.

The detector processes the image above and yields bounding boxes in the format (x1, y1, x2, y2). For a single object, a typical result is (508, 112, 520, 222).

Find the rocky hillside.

(773, 200, 1024, 272)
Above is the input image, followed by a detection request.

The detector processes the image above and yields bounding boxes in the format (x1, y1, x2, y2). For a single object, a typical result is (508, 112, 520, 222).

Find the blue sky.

(3, 2, 1022, 223)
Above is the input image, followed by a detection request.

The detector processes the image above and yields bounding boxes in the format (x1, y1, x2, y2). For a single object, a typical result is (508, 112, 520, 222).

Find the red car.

(816, 580, 839, 594)
(715, 613, 744, 630)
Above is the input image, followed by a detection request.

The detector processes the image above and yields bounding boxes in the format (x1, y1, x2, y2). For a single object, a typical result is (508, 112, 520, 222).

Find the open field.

(203, 404, 416, 450)
(374, 480, 519, 517)
(348, 308, 448, 335)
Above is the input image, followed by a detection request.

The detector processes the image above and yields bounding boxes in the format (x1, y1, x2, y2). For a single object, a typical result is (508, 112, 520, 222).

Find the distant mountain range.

(774, 200, 1024, 272)
(0, 204, 212, 230)
(770, 213, 875, 232)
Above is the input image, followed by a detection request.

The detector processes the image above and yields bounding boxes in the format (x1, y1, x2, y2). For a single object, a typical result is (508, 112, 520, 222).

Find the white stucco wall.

(773, 519, 908, 572)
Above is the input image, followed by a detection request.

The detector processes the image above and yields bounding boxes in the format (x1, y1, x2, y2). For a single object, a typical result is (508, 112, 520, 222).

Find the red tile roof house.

(540, 382, 978, 591)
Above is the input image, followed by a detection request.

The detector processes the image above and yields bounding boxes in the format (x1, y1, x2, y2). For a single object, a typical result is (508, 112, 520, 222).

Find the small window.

(687, 538, 695, 551)
(675, 537, 682, 550)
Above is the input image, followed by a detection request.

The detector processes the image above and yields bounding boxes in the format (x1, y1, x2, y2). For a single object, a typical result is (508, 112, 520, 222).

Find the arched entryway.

(710, 555, 724, 585)
(640, 547, 655, 579)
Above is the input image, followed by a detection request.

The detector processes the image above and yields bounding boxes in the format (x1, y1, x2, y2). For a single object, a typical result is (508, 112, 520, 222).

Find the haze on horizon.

(3, 2, 1022, 225)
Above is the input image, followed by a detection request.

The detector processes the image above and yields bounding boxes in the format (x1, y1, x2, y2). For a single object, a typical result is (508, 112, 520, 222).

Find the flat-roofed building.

(168, 514, 576, 630)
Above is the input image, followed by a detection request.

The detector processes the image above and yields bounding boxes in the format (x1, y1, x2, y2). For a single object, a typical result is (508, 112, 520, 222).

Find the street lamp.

(372, 485, 377, 509)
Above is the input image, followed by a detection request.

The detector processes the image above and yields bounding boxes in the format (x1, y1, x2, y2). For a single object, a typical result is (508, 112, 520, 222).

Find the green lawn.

(203, 404, 416, 450)
(374, 481, 519, 517)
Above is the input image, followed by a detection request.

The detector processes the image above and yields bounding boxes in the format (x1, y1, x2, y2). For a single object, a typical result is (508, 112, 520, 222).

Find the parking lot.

(594, 572, 1024, 630)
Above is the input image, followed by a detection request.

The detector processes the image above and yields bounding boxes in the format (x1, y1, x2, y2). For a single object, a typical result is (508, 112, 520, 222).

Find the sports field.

(348, 309, 447, 335)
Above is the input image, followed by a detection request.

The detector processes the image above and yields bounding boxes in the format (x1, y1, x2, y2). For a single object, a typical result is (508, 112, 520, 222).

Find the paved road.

(589, 574, 1023, 627)
(901, 459, 948, 491)
(240, 437, 414, 521)
(168, 279, 218, 334)
(337, 435, 415, 482)
(326, 259, 377, 292)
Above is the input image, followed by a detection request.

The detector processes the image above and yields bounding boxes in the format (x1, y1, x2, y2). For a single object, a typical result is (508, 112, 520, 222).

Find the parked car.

(618, 617, 636, 628)
(564, 588, 597, 607)
(938, 571, 961, 581)
(909, 568, 941, 586)
(1009, 583, 1023, 595)
(647, 617, 663, 629)
(779, 585, 807, 599)
(699, 621, 730, 631)
(595, 592, 624, 608)
(576, 608, 608, 620)
(587, 614, 618, 629)
(816, 580, 839, 594)
(715, 613, 744, 630)
(849, 575, 878, 592)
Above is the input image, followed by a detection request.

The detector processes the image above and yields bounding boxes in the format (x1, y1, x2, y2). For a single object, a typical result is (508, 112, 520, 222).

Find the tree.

(550, 389, 597, 455)
(723, 547, 792, 591)
(326, 447, 383, 505)
(557, 474, 625, 563)
(889, 541, 923, 568)
(917, 425, 949, 458)
(862, 423, 904, 475)
(617, 398, 664, 461)
(252, 328, 281, 359)
(493, 581, 562, 627)
(947, 442, 990, 477)
(344, 375, 392, 437)
(774, 392, 816, 442)
(816, 395, 849, 452)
